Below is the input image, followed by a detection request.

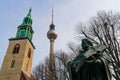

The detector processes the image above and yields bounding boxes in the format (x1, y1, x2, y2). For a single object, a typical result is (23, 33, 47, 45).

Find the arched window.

(11, 60, 15, 68)
(13, 44, 20, 54)
(28, 48, 31, 58)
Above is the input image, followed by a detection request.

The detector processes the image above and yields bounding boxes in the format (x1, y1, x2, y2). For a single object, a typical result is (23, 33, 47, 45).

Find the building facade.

(0, 9, 36, 80)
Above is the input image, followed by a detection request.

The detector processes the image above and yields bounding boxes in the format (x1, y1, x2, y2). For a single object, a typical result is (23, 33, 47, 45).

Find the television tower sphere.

(47, 24, 58, 40)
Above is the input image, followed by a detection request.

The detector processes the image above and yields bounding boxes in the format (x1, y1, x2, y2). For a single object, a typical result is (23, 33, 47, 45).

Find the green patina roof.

(15, 9, 34, 41)
(9, 9, 34, 48)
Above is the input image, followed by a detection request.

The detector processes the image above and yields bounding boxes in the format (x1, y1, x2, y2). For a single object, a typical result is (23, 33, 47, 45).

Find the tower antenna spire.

(51, 1, 54, 24)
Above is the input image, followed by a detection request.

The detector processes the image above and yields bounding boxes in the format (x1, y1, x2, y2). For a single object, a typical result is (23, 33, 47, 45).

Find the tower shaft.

(0, 39, 35, 80)
(50, 39, 55, 58)
(48, 38, 56, 80)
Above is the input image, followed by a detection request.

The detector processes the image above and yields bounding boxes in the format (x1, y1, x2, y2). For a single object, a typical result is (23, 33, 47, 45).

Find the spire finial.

(27, 8, 32, 17)
(51, 3, 54, 24)
(29, 8, 32, 12)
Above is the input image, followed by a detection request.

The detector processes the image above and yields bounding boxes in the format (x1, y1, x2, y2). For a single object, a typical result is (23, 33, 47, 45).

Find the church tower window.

(28, 48, 31, 58)
(13, 44, 20, 54)
(11, 60, 15, 68)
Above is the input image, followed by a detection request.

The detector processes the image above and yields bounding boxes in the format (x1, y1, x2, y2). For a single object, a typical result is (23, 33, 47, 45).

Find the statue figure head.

(81, 38, 93, 51)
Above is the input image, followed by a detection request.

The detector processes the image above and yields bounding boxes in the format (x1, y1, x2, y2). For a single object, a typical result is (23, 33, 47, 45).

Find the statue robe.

(67, 50, 112, 80)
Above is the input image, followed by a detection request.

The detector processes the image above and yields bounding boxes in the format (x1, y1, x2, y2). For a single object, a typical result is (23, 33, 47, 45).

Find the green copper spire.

(20, 8, 32, 26)
(27, 8, 31, 17)
(15, 9, 34, 41)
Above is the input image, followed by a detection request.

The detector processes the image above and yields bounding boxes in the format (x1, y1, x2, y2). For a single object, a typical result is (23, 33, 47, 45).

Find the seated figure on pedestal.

(67, 38, 112, 80)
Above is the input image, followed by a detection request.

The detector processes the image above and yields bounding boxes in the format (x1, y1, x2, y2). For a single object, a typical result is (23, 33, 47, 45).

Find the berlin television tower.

(47, 5, 58, 80)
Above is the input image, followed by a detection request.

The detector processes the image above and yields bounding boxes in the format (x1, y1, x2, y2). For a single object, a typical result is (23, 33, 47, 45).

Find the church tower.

(0, 9, 35, 80)
(47, 6, 58, 80)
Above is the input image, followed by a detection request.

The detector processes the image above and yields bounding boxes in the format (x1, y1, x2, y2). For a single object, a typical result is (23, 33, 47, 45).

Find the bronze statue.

(67, 38, 112, 80)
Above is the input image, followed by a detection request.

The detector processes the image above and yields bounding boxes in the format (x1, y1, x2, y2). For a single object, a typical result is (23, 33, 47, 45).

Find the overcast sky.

(0, 0, 120, 69)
